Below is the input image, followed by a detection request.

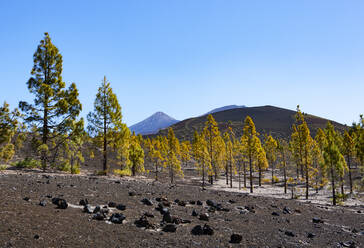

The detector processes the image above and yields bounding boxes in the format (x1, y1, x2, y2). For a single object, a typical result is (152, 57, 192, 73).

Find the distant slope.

(205, 105, 246, 115)
(153, 105, 346, 140)
(130, 112, 179, 135)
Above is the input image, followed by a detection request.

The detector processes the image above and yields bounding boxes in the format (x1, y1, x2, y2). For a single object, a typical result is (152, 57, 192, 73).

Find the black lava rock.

(116, 204, 126, 211)
(230, 234, 242, 244)
(79, 199, 88, 206)
(162, 224, 177, 233)
(109, 213, 126, 224)
(141, 198, 153, 206)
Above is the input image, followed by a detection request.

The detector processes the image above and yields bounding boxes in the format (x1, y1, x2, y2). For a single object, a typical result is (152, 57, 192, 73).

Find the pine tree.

(256, 144, 268, 187)
(203, 114, 222, 184)
(128, 132, 145, 176)
(314, 128, 328, 191)
(342, 131, 355, 194)
(60, 119, 85, 174)
(223, 128, 235, 188)
(290, 106, 314, 199)
(180, 140, 191, 167)
(277, 139, 289, 194)
(192, 131, 211, 189)
(0, 102, 21, 164)
(323, 122, 348, 205)
(150, 138, 164, 181)
(87, 76, 123, 174)
(19, 33, 82, 170)
(241, 116, 264, 193)
(264, 134, 278, 185)
(165, 128, 183, 184)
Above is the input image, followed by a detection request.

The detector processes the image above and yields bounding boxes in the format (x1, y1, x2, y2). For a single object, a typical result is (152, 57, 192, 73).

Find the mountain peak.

(130, 112, 179, 135)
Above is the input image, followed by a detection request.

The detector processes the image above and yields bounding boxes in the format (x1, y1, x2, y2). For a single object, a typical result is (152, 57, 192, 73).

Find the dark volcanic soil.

(0, 171, 363, 248)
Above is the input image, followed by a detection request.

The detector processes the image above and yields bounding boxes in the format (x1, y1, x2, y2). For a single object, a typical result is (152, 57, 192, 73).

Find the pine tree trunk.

(347, 155, 353, 194)
(284, 164, 287, 194)
(42, 104, 48, 171)
(340, 175, 344, 195)
(155, 162, 158, 181)
(132, 161, 136, 176)
(271, 161, 274, 185)
(305, 163, 309, 200)
(296, 163, 299, 179)
(243, 161, 247, 188)
(249, 154, 253, 193)
(230, 159, 233, 188)
(226, 162, 228, 185)
(202, 161, 205, 189)
(331, 162, 336, 206)
(238, 162, 241, 190)
(258, 166, 262, 186)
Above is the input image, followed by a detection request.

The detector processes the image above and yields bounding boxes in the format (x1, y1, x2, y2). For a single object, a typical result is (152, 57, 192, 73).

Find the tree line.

(1, 33, 363, 206)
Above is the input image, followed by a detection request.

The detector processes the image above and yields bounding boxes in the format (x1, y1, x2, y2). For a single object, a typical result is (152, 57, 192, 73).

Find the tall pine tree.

(19, 33, 82, 170)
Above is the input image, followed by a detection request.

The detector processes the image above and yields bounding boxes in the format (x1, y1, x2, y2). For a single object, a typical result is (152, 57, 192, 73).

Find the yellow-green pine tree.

(87, 76, 123, 175)
(342, 130, 355, 194)
(166, 128, 183, 184)
(19, 33, 82, 170)
(203, 114, 222, 184)
(128, 132, 145, 176)
(192, 131, 211, 189)
(323, 122, 348, 205)
(264, 134, 278, 185)
(241, 116, 264, 193)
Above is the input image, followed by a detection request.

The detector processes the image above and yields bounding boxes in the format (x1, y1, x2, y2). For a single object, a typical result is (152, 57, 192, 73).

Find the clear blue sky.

(0, 0, 363, 126)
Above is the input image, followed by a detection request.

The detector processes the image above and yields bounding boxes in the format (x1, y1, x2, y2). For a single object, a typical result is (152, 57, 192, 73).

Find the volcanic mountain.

(153, 105, 346, 140)
(129, 112, 179, 135)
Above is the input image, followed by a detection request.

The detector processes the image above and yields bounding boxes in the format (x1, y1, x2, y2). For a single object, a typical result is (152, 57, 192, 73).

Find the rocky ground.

(0, 170, 364, 248)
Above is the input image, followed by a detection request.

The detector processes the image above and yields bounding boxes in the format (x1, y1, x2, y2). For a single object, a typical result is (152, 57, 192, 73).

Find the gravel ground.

(0, 170, 364, 248)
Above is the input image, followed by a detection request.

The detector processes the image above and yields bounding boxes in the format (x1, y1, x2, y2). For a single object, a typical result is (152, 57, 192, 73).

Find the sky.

(0, 0, 363, 126)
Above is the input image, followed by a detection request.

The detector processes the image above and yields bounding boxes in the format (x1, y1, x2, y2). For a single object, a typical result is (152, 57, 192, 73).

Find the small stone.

(141, 198, 153, 206)
(229, 199, 236, 204)
(307, 232, 316, 238)
(284, 230, 295, 237)
(163, 212, 173, 223)
(83, 204, 93, 214)
(108, 202, 117, 208)
(189, 200, 196, 205)
(34, 234, 39, 240)
(272, 212, 280, 216)
(312, 217, 323, 224)
(192, 209, 198, 217)
(178, 201, 186, 207)
(93, 206, 101, 213)
(109, 213, 125, 224)
(79, 199, 88, 206)
(199, 213, 209, 221)
(162, 224, 177, 233)
(128, 191, 136, 196)
(39, 200, 46, 207)
(230, 234, 242, 243)
(116, 204, 126, 211)
(196, 200, 203, 205)
(191, 225, 203, 235)
(23, 197, 30, 201)
(203, 224, 214, 235)
(92, 212, 105, 221)
(283, 206, 292, 214)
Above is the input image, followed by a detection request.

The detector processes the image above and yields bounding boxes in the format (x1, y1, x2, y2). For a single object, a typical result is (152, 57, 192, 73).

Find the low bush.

(0, 164, 8, 170)
(114, 168, 131, 177)
(14, 158, 41, 169)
